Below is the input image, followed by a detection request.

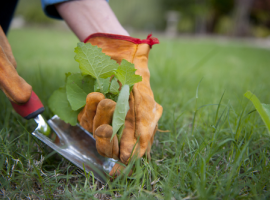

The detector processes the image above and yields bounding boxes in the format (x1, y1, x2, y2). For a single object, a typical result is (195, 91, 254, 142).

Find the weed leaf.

(74, 42, 119, 93)
(48, 88, 80, 126)
(94, 77, 110, 94)
(114, 59, 142, 86)
(109, 77, 120, 95)
(66, 73, 95, 110)
(111, 85, 130, 141)
(74, 42, 118, 78)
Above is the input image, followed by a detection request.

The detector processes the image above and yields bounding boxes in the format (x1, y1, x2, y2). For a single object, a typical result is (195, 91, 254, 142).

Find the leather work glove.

(77, 33, 163, 176)
(0, 26, 32, 104)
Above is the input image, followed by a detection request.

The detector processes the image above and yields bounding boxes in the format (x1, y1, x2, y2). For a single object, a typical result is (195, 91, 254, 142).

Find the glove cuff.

(84, 33, 159, 48)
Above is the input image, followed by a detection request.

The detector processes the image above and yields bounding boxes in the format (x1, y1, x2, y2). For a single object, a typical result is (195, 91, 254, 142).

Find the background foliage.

(14, 0, 270, 37)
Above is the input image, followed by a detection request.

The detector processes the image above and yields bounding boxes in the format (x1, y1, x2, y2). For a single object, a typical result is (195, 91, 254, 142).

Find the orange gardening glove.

(0, 26, 32, 104)
(78, 33, 163, 176)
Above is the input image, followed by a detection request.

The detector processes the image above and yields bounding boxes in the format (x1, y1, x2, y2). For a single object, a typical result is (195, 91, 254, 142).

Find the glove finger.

(132, 78, 163, 159)
(136, 102, 163, 159)
(120, 91, 163, 164)
(109, 163, 133, 179)
(93, 98, 116, 137)
(0, 46, 32, 104)
(119, 92, 136, 165)
(95, 124, 119, 160)
(78, 92, 105, 133)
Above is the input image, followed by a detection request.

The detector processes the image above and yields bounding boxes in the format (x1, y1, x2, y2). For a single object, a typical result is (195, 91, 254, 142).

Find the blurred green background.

(13, 0, 270, 37)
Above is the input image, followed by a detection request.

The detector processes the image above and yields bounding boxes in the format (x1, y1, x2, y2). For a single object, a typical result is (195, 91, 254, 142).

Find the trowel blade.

(32, 115, 116, 183)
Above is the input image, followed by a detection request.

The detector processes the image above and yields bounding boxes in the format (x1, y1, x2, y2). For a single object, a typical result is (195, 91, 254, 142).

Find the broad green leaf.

(94, 77, 110, 94)
(244, 91, 270, 134)
(109, 77, 120, 95)
(74, 43, 119, 92)
(114, 59, 142, 86)
(111, 85, 130, 141)
(66, 73, 95, 110)
(48, 88, 80, 126)
(262, 103, 270, 120)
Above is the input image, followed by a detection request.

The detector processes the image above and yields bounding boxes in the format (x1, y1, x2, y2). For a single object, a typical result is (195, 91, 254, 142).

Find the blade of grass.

(244, 91, 270, 134)
(215, 91, 225, 124)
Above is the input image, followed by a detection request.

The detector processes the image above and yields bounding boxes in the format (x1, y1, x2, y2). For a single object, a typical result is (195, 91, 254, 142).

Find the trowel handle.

(11, 91, 45, 120)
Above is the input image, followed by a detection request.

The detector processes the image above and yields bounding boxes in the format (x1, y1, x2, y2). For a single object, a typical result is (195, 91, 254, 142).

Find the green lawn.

(1, 27, 270, 199)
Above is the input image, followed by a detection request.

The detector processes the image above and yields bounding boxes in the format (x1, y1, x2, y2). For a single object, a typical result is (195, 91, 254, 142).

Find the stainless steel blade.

(32, 115, 116, 183)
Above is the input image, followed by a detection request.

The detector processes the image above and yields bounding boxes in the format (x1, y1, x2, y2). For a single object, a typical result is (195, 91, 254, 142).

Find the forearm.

(55, 0, 129, 41)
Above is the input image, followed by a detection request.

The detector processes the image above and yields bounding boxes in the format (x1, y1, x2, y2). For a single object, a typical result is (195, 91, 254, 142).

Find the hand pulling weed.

(48, 43, 142, 139)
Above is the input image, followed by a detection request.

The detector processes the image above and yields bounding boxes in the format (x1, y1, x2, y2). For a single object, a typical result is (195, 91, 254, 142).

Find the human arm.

(54, 0, 129, 41)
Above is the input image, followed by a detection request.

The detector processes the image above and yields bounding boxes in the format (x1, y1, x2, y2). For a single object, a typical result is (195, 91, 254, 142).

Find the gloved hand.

(0, 26, 32, 104)
(78, 33, 163, 176)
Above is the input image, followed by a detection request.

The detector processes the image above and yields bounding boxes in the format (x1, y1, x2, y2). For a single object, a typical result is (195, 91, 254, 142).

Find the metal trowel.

(11, 91, 116, 183)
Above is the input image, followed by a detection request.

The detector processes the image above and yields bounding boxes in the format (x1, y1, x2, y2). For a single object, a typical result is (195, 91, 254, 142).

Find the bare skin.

(55, 0, 129, 41)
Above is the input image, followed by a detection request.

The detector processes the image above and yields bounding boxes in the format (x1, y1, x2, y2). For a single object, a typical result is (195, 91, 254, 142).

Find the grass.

(1, 27, 270, 199)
